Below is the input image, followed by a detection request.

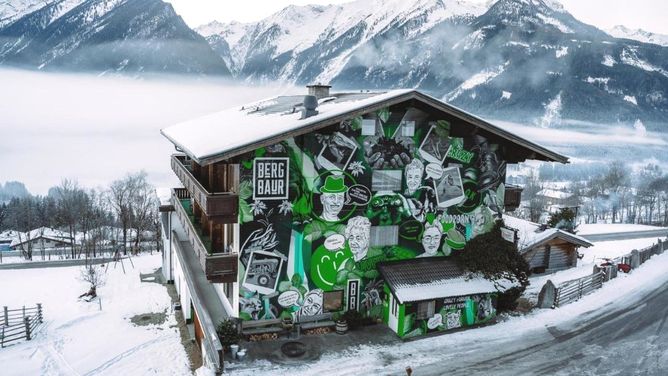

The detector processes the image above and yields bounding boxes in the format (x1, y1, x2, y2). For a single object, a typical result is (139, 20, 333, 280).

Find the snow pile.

(0, 254, 191, 375)
(623, 95, 637, 105)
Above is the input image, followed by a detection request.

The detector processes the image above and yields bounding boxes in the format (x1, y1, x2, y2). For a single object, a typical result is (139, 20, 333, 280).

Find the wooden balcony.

(172, 188, 238, 283)
(171, 155, 238, 222)
(504, 184, 523, 212)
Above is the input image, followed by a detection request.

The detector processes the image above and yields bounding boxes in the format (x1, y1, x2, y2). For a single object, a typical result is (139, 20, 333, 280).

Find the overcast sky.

(165, 0, 668, 34)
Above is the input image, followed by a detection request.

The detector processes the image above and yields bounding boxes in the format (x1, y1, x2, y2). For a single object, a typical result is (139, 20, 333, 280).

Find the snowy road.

(582, 229, 668, 242)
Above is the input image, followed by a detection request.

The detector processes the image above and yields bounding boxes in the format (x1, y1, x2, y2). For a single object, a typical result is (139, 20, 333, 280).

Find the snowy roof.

(502, 215, 593, 253)
(537, 189, 573, 199)
(0, 230, 24, 242)
(378, 258, 499, 304)
(161, 90, 568, 165)
(10, 227, 72, 247)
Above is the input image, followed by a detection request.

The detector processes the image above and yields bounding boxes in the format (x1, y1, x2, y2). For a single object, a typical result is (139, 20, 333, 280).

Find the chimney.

(306, 83, 331, 99)
(301, 95, 319, 119)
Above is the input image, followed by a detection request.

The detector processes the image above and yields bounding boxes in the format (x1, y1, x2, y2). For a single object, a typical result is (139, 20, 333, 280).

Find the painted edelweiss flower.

(348, 161, 365, 176)
(250, 200, 267, 216)
(278, 200, 293, 215)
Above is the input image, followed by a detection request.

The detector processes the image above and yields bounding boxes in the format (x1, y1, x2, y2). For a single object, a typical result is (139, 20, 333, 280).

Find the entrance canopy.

(378, 258, 499, 304)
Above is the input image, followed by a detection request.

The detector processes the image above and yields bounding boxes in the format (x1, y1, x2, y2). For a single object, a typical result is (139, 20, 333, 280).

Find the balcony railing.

(171, 155, 238, 222)
(172, 188, 238, 283)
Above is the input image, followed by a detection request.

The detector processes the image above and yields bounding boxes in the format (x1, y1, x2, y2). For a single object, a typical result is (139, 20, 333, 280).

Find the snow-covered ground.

(578, 223, 666, 235)
(0, 254, 191, 376)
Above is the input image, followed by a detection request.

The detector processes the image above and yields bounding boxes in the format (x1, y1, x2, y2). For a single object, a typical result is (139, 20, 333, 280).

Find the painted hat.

(320, 175, 348, 194)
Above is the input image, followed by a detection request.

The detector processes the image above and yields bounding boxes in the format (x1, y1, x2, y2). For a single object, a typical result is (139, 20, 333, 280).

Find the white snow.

(537, 92, 562, 128)
(445, 62, 508, 101)
(501, 91, 512, 100)
(601, 55, 616, 67)
(633, 119, 647, 136)
(623, 95, 637, 105)
(0, 0, 55, 27)
(578, 223, 666, 235)
(162, 90, 413, 161)
(536, 13, 573, 34)
(0, 254, 191, 375)
(503, 215, 592, 252)
(555, 46, 568, 58)
(620, 48, 668, 77)
(393, 276, 498, 304)
(606, 25, 668, 47)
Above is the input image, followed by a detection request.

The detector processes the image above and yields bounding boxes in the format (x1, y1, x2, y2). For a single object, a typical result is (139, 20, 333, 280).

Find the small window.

(323, 290, 344, 312)
(398, 121, 415, 137)
(361, 119, 376, 135)
(372, 170, 402, 191)
(370, 226, 399, 247)
(417, 300, 435, 320)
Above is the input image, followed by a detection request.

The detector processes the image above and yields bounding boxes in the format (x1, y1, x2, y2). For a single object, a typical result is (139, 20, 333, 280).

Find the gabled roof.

(161, 90, 569, 166)
(537, 189, 573, 199)
(10, 227, 72, 247)
(0, 230, 24, 242)
(503, 215, 593, 253)
(377, 258, 499, 304)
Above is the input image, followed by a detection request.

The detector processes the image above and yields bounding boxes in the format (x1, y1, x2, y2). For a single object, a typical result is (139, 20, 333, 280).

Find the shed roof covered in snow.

(10, 227, 72, 247)
(161, 89, 569, 166)
(536, 189, 573, 200)
(377, 258, 499, 304)
(503, 216, 593, 253)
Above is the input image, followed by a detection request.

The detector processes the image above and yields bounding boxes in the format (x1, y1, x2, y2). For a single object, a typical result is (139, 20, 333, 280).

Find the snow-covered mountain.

(0, 0, 230, 75)
(606, 25, 668, 47)
(199, 0, 668, 125)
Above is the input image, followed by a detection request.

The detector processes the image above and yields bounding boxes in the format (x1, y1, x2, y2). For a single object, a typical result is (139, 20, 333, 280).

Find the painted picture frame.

(419, 124, 451, 164)
(242, 250, 284, 295)
(433, 166, 465, 208)
(317, 132, 358, 172)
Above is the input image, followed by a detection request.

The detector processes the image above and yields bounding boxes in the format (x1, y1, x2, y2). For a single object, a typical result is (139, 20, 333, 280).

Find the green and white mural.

(236, 104, 507, 331)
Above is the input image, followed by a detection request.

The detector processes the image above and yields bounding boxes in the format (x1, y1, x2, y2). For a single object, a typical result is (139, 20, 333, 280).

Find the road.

(582, 229, 668, 242)
(416, 282, 668, 376)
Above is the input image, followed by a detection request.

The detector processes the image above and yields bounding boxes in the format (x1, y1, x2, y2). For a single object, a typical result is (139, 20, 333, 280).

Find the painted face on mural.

(320, 192, 345, 221)
(300, 289, 324, 316)
(345, 216, 371, 261)
(404, 159, 424, 195)
(421, 224, 443, 256)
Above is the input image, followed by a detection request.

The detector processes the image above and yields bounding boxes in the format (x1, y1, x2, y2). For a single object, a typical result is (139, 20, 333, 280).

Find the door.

(388, 294, 399, 333)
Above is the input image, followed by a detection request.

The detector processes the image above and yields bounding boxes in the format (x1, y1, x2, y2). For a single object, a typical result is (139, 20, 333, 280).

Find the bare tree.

(129, 172, 158, 253)
(78, 264, 106, 300)
(109, 175, 134, 255)
(54, 179, 87, 258)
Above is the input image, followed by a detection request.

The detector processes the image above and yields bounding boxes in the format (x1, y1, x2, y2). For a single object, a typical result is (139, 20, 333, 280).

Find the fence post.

(1, 325, 4, 348)
(37, 303, 43, 323)
(24, 316, 31, 341)
(3, 306, 7, 326)
(22, 305, 25, 319)
(630, 249, 640, 269)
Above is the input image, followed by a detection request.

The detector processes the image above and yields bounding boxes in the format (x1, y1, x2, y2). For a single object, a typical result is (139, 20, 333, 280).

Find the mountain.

(200, 0, 668, 126)
(0, 0, 230, 75)
(606, 25, 668, 47)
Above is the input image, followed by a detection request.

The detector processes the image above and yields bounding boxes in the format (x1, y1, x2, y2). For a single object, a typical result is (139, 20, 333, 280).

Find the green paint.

(310, 245, 354, 291)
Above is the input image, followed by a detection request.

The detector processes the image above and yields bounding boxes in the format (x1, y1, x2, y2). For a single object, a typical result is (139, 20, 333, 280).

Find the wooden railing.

(172, 189, 238, 283)
(171, 155, 238, 222)
(554, 272, 605, 307)
(1, 304, 43, 348)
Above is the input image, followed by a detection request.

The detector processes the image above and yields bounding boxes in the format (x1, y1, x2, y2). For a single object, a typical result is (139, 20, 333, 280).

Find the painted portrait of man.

(345, 216, 371, 262)
(319, 175, 348, 222)
(300, 289, 324, 316)
(404, 158, 424, 196)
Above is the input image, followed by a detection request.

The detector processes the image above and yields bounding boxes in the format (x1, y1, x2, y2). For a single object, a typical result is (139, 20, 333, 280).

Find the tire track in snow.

(82, 334, 174, 376)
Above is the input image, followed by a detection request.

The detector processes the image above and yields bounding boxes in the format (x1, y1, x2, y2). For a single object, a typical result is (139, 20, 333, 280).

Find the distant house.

(11, 227, 73, 253)
(0, 230, 24, 252)
(503, 216, 592, 274)
(536, 189, 575, 206)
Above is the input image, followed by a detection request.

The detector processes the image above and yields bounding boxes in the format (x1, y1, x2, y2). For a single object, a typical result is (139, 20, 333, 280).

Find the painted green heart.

(310, 245, 353, 291)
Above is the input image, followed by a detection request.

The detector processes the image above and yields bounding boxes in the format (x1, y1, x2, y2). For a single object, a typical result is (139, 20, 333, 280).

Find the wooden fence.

(1, 304, 43, 348)
(554, 272, 605, 307)
(549, 237, 667, 308)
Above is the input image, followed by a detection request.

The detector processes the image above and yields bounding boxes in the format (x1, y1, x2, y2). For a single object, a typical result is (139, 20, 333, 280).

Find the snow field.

(0, 254, 191, 376)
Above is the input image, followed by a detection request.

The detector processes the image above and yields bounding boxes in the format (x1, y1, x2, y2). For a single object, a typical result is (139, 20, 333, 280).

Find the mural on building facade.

(236, 105, 507, 325)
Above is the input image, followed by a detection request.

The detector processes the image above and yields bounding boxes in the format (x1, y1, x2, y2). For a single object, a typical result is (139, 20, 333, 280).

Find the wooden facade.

(525, 239, 580, 273)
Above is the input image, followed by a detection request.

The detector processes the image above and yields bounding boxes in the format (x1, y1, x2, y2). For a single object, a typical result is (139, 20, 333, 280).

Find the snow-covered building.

(10, 227, 73, 252)
(159, 86, 567, 370)
(503, 216, 592, 274)
(0, 230, 24, 252)
(536, 188, 575, 206)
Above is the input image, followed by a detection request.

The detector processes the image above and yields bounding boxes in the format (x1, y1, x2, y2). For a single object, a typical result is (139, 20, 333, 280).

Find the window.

(361, 119, 376, 135)
(398, 121, 415, 137)
(391, 297, 398, 316)
(417, 300, 436, 320)
(323, 290, 344, 312)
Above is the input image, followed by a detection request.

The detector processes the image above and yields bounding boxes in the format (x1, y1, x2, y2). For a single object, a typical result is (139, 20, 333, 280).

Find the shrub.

(216, 319, 240, 350)
(452, 221, 530, 313)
